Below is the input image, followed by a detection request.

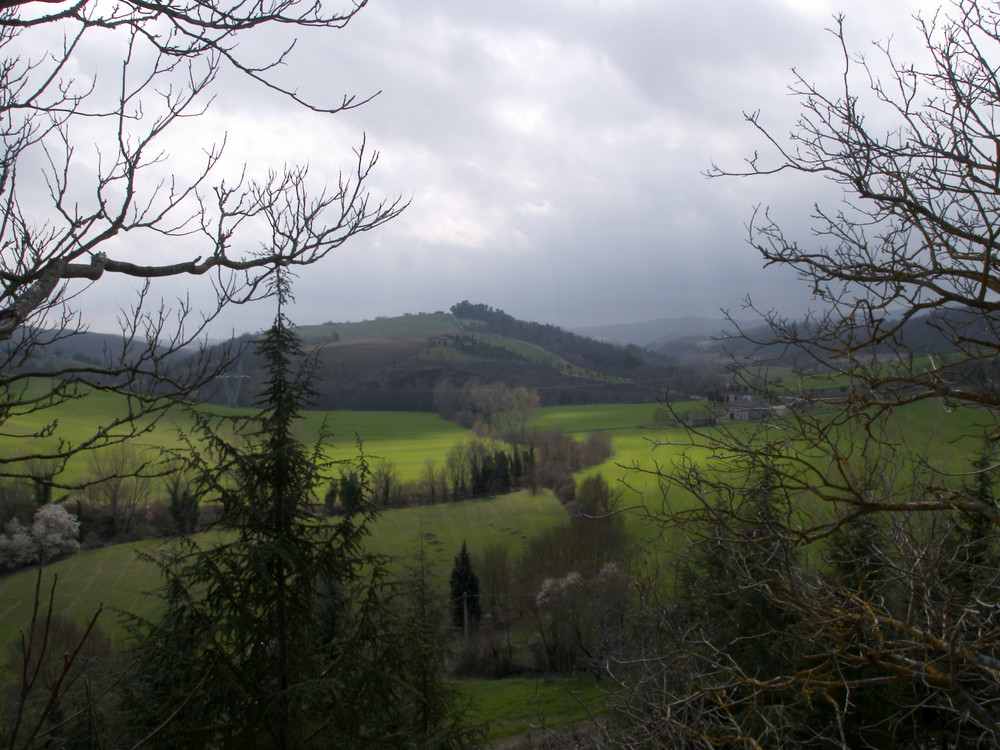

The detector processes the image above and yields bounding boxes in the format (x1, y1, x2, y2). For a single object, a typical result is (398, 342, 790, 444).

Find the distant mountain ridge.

(572, 316, 754, 349)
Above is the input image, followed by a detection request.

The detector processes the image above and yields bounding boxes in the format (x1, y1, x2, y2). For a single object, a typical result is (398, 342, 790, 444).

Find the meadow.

(0, 398, 681, 644)
(0, 490, 572, 648)
(1, 393, 991, 741)
(0, 384, 471, 485)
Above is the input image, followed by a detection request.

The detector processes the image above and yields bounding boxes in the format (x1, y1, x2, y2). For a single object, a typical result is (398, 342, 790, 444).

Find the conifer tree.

(127, 278, 473, 749)
(449, 540, 482, 631)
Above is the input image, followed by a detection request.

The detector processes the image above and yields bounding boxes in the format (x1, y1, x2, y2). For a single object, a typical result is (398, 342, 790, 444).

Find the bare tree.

(609, 2, 1000, 745)
(497, 385, 540, 444)
(86, 442, 152, 536)
(0, 0, 404, 492)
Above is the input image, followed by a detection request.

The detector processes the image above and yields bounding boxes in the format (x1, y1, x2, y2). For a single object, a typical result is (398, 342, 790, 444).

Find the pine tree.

(449, 540, 482, 632)
(127, 281, 474, 749)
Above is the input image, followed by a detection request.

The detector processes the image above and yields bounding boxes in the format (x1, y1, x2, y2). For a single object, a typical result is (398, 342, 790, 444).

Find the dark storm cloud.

(85, 0, 941, 333)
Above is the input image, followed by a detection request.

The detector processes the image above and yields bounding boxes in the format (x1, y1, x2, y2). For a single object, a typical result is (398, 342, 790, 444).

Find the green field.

(0, 490, 569, 648)
(462, 676, 604, 742)
(2, 394, 994, 741)
(0, 386, 473, 485)
(0, 399, 675, 652)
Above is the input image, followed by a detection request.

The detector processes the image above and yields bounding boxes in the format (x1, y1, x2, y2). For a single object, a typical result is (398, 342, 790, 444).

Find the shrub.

(0, 517, 37, 569)
(31, 504, 81, 561)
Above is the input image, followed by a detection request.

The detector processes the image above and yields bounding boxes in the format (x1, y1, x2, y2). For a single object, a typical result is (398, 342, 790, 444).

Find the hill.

(16, 305, 988, 413)
(199, 302, 709, 412)
(572, 315, 752, 348)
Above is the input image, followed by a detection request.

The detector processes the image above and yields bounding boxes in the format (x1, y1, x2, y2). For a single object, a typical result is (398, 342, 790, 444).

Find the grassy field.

(1, 394, 994, 740)
(0, 490, 569, 649)
(461, 675, 604, 743)
(0, 386, 473, 486)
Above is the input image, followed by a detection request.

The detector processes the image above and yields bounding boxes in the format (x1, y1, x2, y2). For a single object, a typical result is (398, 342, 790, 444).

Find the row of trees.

(326, 428, 612, 512)
(433, 380, 540, 438)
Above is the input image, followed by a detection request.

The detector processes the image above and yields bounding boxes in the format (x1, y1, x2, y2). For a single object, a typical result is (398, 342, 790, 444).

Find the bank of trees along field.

(8, 0, 1000, 747)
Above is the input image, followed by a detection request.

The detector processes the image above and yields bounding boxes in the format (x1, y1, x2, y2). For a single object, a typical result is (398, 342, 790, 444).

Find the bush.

(0, 480, 36, 527)
(75, 501, 117, 548)
(0, 504, 80, 570)
(0, 517, 36, 569)
(31, 504, 80, 561)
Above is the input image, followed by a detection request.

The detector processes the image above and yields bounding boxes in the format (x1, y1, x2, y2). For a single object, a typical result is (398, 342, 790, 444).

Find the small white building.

(723, 390, 769, 421)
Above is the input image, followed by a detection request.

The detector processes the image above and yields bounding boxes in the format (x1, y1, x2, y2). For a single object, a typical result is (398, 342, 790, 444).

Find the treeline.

(451, 300, 649, 376)
(0, 447, 207, 567)
(326, 429, 613, 511)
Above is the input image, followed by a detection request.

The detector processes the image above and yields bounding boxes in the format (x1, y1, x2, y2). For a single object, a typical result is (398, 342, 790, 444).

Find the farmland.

(0, 391, 993, 743)
(0, 391, 700, 736)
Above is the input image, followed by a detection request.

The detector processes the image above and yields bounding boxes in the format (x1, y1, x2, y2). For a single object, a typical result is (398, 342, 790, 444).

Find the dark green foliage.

(323, 478, 338, 515)
(672, 468, 804, 737)
(166, 474, 199, 534)
(337, 469, 364, 515)
(956, 438, 1000, 586)
(126, 303, 473, 749)
(395, 541, 480, 745)
(828, 512, 887, 596)
(449, 540, 481, 630)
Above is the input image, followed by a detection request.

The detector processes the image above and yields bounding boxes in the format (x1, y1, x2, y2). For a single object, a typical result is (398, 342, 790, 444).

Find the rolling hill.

(198, 302, 703, 411)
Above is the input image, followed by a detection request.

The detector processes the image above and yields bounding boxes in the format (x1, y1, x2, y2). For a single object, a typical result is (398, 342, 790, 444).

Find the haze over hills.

(571, 315, 756, 349)
(15, 302, 983, 414)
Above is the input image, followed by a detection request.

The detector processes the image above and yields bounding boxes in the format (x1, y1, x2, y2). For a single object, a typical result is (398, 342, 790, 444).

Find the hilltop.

(14, 302, 985, 414)
(199, 301, 714, 411)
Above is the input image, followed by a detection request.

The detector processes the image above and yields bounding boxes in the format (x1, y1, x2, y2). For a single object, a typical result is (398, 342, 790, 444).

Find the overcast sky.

(77, 0, 943, 334)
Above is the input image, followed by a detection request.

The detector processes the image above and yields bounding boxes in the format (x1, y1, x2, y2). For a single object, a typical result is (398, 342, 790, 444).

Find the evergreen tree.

(449, 540, 482, 631)
(166, 473, 200, 534)
(394, 538, 479, 745)
(127, 282, 473, 749)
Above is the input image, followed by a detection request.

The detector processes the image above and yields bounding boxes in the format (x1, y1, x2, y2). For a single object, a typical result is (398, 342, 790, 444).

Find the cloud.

(71, 0, 946, 333)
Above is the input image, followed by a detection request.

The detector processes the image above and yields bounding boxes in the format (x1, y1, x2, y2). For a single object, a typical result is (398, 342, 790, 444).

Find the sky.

(71, 0, 945, 335)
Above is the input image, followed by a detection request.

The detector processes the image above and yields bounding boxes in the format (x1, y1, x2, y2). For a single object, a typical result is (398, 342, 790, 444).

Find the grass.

(0, 537, 172, 648)
(461, 675, 604, 742)
(2, 394, 995, 739)
(367, 490, 568, 580)
(0, 491, 569, 650)
(311, 410, 470, 481)
(531, 402, 667, 434)
(0, 386, 473, 486)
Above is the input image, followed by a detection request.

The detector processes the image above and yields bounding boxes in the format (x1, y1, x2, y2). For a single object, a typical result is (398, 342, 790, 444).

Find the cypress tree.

(449, 540, 482, 631)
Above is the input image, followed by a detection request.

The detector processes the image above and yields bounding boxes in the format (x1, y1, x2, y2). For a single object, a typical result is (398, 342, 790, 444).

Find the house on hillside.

(724, 390, 770, 421)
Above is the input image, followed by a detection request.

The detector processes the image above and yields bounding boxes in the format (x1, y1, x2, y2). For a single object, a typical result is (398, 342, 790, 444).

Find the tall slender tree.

(127, 278, 472, 749)
(450, 540, 482, 633)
